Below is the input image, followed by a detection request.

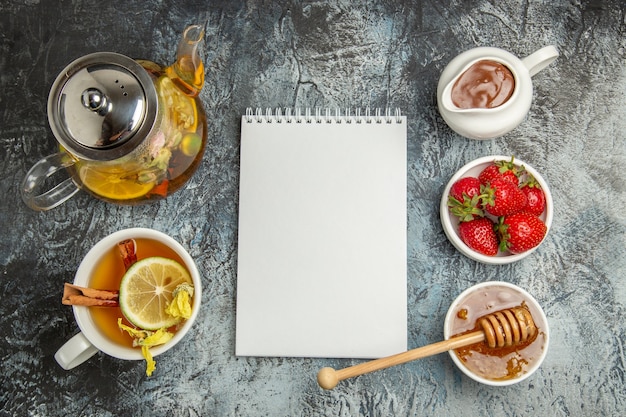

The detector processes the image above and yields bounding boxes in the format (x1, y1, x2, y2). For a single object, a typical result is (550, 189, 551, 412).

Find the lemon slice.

(118, 257, 193, 330)
(78, 165, 155, 200)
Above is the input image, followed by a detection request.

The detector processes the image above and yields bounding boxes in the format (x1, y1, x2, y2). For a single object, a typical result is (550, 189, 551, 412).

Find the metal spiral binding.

(245, 107, 403, 124)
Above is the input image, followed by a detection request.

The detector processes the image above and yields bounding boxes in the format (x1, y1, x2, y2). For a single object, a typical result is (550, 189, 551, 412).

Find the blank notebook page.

(236, 110, 407, 358)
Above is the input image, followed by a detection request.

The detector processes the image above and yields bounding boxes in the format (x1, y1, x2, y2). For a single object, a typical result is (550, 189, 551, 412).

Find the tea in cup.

(437, 45, 558, 139)
(54, 228, 201, 372)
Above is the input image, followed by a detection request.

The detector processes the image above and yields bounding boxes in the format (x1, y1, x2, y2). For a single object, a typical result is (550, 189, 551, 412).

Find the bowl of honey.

(444, 281, 549, 386)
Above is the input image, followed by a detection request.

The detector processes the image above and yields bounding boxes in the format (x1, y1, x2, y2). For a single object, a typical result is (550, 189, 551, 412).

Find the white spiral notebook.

(236, 108, 407, 358)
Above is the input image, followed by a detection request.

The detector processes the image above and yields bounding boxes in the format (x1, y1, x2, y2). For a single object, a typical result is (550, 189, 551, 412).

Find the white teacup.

(54, 228, 201, 370)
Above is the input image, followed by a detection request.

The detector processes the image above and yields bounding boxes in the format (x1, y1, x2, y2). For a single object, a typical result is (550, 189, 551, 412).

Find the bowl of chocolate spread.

(437, 46, 558, 140)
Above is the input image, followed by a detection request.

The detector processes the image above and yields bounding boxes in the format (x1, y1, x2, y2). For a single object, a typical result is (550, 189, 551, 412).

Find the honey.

(88, 238, 187, 348)
(449, 286, 547, 381)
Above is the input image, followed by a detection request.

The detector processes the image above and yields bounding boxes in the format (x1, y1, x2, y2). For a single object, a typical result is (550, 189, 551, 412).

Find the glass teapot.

(21, 25, 207, 210)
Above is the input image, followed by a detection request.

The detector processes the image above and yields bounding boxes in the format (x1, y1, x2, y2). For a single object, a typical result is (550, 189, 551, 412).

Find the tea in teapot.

(21, 25, 207, 210)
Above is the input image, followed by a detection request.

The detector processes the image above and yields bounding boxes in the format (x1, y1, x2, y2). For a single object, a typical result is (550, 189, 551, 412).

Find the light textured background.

(1, 1, 624, 416)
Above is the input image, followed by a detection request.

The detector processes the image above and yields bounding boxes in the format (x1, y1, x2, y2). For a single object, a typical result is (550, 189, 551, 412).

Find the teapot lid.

(47, 52, 158, 161)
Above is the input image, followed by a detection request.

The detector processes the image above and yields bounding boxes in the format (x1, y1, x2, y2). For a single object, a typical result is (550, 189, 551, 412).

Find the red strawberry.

(497, 212, 547, 254)
(482, 178, 527, 217)
(448, 177, 483, 221)
(450, 177, 481, 203)
(520, 175, 546, 216)
(458, 217, 498, 256)
(478, 157, 520, 186)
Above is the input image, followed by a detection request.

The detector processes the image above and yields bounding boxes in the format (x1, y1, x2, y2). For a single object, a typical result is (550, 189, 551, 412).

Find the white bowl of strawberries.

(440, 155, 553, 264)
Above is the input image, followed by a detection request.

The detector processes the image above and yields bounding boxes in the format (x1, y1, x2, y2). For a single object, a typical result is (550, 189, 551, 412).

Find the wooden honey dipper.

(317, 306, 536, 390)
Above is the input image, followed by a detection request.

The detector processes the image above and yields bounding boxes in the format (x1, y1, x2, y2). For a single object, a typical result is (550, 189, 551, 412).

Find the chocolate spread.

(451, 60, 515, 109)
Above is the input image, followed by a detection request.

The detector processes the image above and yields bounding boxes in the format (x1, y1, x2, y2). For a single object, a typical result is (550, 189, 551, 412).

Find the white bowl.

(444, 281, 549, 386)
(440, 155, 553, 264)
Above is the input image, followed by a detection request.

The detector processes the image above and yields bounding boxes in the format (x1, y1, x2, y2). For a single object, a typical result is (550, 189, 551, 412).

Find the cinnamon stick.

(62, 283, 119, 307)
(118, 239, 137, 270)
(62, 239, 138, 307)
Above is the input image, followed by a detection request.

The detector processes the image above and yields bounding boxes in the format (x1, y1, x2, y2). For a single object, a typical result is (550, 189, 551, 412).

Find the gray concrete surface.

(1, 1, 624, 416)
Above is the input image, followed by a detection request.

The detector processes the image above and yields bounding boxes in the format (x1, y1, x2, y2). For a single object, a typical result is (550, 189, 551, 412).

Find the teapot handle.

(522, 45, 559, 77)
(21, 152, 80, 211)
